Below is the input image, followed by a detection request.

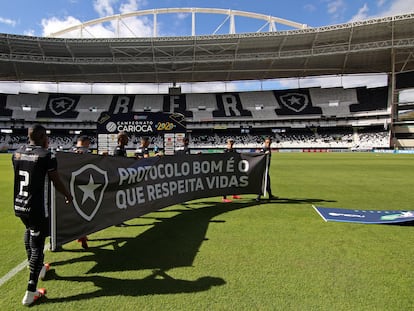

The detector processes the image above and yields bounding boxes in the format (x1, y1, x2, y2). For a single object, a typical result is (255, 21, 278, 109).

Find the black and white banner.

(37, 94, 80, 119)
(51, 152, 267, 248)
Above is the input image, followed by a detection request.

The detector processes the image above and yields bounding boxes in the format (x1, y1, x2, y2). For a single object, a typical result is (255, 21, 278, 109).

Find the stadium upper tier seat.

(0, 86, 389, 123)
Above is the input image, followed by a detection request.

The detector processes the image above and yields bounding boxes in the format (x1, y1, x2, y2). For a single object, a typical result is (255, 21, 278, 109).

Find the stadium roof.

(0, 12, 413, 83)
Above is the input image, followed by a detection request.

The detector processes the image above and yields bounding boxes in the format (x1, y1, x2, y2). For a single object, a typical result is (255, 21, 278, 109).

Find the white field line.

(0, 243, 50, 287)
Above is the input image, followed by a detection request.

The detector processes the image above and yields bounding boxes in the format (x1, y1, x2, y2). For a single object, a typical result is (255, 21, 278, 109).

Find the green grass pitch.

(1, 152, 413, 310)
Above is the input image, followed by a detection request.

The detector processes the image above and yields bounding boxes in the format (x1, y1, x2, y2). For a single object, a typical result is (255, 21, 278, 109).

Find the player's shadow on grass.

(44, 269, 225, 304)
(47, 197, 335, 303)
(47, 200, 259, 302)
(53, 201, 258, 272)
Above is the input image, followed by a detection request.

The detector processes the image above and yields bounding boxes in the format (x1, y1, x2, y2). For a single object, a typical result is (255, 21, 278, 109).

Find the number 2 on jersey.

(19, 170, 29, 198)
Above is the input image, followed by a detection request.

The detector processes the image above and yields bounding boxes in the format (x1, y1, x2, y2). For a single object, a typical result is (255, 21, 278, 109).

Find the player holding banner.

(72, 135, 91, 249)
(12, 125, 72, 306)
(256, 136, 277, 202)
(222, 138, 242, 203)
(134, 136, 150, 159)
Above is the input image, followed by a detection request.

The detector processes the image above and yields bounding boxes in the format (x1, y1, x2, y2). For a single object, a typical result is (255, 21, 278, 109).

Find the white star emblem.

(55, 99, 69, 109)
(287, 96, 302, 106)
(280, 93, 309, 113)
(78, 174, 102, 204)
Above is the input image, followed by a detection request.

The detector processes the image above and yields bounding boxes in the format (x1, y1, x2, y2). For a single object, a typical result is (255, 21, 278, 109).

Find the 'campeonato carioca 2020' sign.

(51, 152, 267, 247)
(105, 120, 154, 133)
(98, 112, 186, 134)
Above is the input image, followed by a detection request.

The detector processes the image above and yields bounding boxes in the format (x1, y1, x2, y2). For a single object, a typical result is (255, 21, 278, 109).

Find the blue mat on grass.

(313, 206, 414, 224)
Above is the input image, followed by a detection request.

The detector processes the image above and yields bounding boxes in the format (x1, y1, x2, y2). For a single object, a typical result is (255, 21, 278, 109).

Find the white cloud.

(325, 0, 347, 21)
(327, 0, 345, 14)
(350, 0, 414, 21)
(176, 12, 189, 20)
(349, 4, 370, 22)
(93, 0, 116, 17)
(81, 23, 119, 38)
(43, 15, 153, 38)
(42, 15, 119, 38)
(41, 0, 154, 38)
(115, 16, 153, 37)
(117, 0, 154, 37)
(93, 0, 147, 17)
(23, 29, 36, 37)
(41, 16, 82, 36)
(380, 0, 414, 16)
(0, 17, 17, 27)
(120, 0, 141, 13)
(377, 0, 387, 7)
(93, 0, 152, 37)
(304, 4, 317, 13)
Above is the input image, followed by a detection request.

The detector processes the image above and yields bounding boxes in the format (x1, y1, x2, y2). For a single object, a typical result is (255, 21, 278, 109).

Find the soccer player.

(113, 132, 129, 226)
(222, 139, 242, 203)
(12, 124, 72, 306)
(134, 136, 150, 159)
(72, 135, 90, 249)
(256, 136, 277, 202)
(176, 136, 190, 155)
(72, 135, 91, 154)
(113, 131, 128, 157)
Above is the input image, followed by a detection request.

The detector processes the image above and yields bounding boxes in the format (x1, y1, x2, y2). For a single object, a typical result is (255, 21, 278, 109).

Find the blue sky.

(0, 0, 413, 37)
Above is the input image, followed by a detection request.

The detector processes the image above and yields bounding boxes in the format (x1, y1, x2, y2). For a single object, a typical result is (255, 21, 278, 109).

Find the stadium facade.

(0, 9, 414, 151)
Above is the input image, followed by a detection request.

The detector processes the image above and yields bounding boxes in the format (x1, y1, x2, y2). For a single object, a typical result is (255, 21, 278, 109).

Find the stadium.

(1, 5, 414, 310)
(1, 8, 414, 152)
